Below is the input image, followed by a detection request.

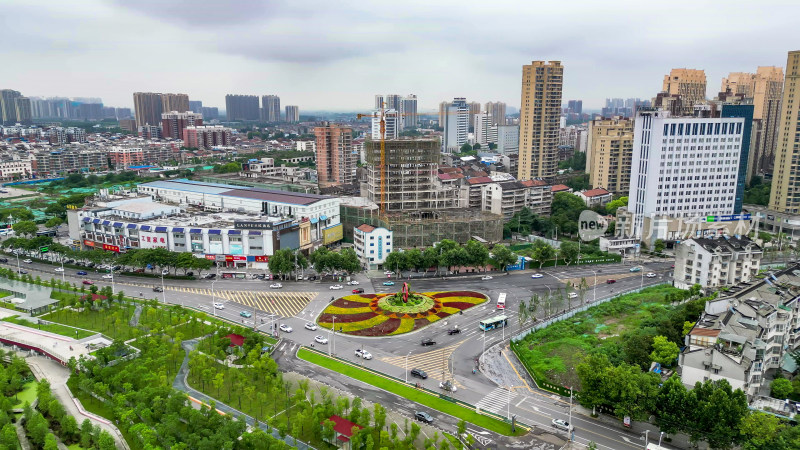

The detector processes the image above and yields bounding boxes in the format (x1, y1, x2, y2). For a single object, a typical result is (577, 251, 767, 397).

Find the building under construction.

(349, 137, 503, 247)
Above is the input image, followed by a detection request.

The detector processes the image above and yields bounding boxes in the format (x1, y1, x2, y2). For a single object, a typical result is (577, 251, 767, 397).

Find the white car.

(646, 272, 657, 278)
(384, 271, 394, 275)
(439, 381, 457, 392)
(102, 274, 114, 279)
(304, 323, 317, 331)
(329, 285, 343, 290)
(270, 283, 283, 289)
(54, 267, 64, 272)
(314, 335, 328, 344)
(568, 292, 578, 299)
(213, 302, 225, 309)
(355, 349, 373, 360)
(347, 280, 359, 285)
(22, 259, 32, 264)
(279, 324, 293, 333)
(531, 273, 543, 279)
(551, 419, 572, 432)
(481, 275, 493, 280)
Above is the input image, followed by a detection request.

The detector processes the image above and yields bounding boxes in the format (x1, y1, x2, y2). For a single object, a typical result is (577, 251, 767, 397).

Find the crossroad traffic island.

(297, 346, 527, 436)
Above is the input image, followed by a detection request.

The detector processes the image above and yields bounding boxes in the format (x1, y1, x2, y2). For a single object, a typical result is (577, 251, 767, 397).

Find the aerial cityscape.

(1, 1, 800, 450)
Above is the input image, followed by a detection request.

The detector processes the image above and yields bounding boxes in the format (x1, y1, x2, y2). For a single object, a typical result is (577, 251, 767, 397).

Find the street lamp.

(110, 270, 115, 295)
(329, 315, 335, 357)
(160, 269, 167, 304)
(211, 279, 218, 316)
(60, 258, 65, 284)
(405, 351, 412, 384)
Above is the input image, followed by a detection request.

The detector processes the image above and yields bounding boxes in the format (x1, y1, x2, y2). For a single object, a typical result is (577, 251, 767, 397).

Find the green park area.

(2, 315, 95, 339)
(13, 380, 38, 409)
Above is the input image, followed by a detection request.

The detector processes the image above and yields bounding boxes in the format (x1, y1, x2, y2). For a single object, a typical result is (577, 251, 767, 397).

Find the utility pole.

(643, 429, 649, 449)
(568, 386, 573, 442)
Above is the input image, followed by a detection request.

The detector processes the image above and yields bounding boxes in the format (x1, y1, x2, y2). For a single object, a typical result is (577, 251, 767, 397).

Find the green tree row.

(383, 239, 518, 273)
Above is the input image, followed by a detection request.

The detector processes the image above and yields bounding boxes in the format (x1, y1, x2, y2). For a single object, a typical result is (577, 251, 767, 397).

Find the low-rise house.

(575, 188, 612, 208)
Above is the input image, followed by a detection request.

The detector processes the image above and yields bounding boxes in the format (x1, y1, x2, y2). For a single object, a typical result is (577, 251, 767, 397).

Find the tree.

(654, 239, 666, 253)
(43, 433, 58, 450)
(530, 240, 555, 268)
(459, 143, 473, 153)
(605, 197, 628, 215)
(771, 378, 793, 399)
(650, 335, 680, 367)
(654, 375, 693, 436)
(491, 244, 517, 271)
(560, 241, 579, 265)
(12, 220, 38, 237)
(384, 251, 407, 274)
(45, 217, 63, 229)
(576, 354, 611, 415)
(97, 431, 116, 450)
(465, 239, 489, 270)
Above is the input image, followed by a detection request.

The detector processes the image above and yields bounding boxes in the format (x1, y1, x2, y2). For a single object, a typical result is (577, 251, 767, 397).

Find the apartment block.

(160, 94, 189, 114)
(660, 68, 707, 115)
(442, 98, 469, 153)
(133, 92, 164, 128)
(261, 95, 281, 122)
(225, 95, 260, 121)
(315, 124, 355, 187)
(108, 146, 176, 169)
(32, 149, 109, 176)
(161, 111, 203, 140)
(183, 125, 232, 149)
(285, 105, 300, 123)
(518, 61, 563, 181)
(496, 125, 519, 155)
(769, 51, 800, 213)
(673, 236, 761, 289)
(371, 110, 399, 140)
(485, 101, 507, 125)
(587, 117, 634, 194)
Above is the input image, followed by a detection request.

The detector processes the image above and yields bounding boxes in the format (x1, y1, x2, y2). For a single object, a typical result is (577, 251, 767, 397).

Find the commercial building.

(659, 68, 707, 116)
(371, 109, 399, 140)
(400, 94, 417, 130)
(133, 92, 164, 128)
(261, 95, 281, 123)
(770, 51, 800, 214)
(673, 236, 761, 290)
(485, 102, 507, 125)
(225, 95, 260, 121)
(315, 124, 355, 187)
(744, 204, 800, 243)
(442, 98, 469, 153)
(285, 105, 300, 123)
(161, 111, 203, 140)
(518, 61, 563, 181)
(183, 125, 232, 150)
(627, 108, 746, 237)
(160, 94, 189, 114)
(587, 117, 634, 194)
(353, 224, 393, 270)
(679, 265, 800, 399)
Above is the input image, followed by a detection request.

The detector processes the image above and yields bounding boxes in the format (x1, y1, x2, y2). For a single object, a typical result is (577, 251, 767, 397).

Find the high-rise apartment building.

(201, 107, 218, 120)
(400, 94, 417, 130)
(566, 100, 582, 115)
(261, 95, 281, 123)
(474, 112, 498, 147)
(315, 124, 355, 187)
(587, 117, 634, 195)
(628, 108, 746, 236)
(769, 51, 800, 213)
(371, 109, 399, 140)
(660, 68, 707, 115)
(225, 95, 260, 121)
(0, 90, 25, 125)
(485, 102, 507, 125)
(183, 125, 232, 149)
(375, 95, 384, 109)
(13, 97, 32, 125)
(133, 92, 164, 128)
(442, 98, 469, 153)
(438, 102, 448, 128)
(384, 95, 401, 112)
(161, 111, 203, 140)
(518, 61, 563, 181)
(468, 102, 481, 131)
(285, 105, 300, 123)
(188, 100, 203, 113)
(161, 94, 189, 114)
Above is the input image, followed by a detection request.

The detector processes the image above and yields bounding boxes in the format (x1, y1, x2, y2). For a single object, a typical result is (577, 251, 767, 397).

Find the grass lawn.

(41, 305, 137, 339)
(12, 380, 38, 408)
(2, 315, 95, 339)
(297, 348, 525, 436)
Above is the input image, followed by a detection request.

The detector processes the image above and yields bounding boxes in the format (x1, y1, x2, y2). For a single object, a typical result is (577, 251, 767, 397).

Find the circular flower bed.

(317, 290, 488, 336)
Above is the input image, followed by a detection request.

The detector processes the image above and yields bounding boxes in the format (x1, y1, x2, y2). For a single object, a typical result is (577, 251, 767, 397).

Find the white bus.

(496, 293, 507, 309)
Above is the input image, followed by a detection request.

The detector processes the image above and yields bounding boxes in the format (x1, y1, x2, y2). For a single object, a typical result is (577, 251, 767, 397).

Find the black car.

(203, 273, 217, 280)
(447, 328, 461, 335)
(414, 412, 434, 424)
(421, 339, 436, 346)
(0, 258, 7, 263)
(410, 368, 427, 379)
(308, 275, 317, 281)
(87, 262, 95, 268)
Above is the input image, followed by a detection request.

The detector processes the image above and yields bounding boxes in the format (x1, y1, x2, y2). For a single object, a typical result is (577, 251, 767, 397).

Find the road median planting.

(297, 347, 526, 436)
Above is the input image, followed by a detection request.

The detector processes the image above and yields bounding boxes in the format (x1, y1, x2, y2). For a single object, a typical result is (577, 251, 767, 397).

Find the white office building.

(628, 109, 745, 237)
(496, 125, 519, 155)
(474, 112, 498, 147)
(353, 224, 393, 270)
(371, 109, 399, 140)
(443, 98, 469, 153)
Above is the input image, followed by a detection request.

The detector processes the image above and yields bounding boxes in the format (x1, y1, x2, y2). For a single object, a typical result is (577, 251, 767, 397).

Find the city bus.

(496, 293, 507, 309)
(479, 315, 508, 331)
(36, 230, 57, 237)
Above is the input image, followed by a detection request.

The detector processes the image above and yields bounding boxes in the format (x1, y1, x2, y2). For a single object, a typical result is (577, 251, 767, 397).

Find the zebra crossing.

(379, 342, 464, 388)
(475, 387, 517, 415)
(166, 286, 316, 318)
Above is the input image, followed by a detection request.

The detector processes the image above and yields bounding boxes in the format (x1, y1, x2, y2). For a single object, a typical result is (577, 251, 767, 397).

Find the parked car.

(568, 292, 578, 299)
(304, 323, 317, 331)
(531, 273, 543, 278)
(347, 280, 359, 285)
(481, 275, 493, 280)
(329, 285, 343, 290)
(102, 274, 113, 279)
(213, 302, 225, 309)
(439, 381, 457, 392)
(0, 258, 7, 263)
(307, 275, 317, 281)
(279, 324, 293, 333)
(22, 259, 31, 264)
(270, 283, 283, 289)
(606, 279, 616, 284)
(421, 339, 436, 346)
(17, 270, 27, 275)
(54, 267, 64, 272)
(203, 273, 217, 280)
(240, 311, 252, 318)
(629, 267, 641, 272)
(383, 281, 395, 286)
(414, 412, 434, 424)
(646, 272, 657, 278)
(153, 286, 163, 292)
(82, 280, 94, 285)
(76, 270, 87, 275)
(355, 349, 372, 360)
(410, 368, 427, 379)
(314, 335, 328, 344)
(352, 288, 364, 294)
(384, 270, 395, 275)
(551, 419, 572, 432)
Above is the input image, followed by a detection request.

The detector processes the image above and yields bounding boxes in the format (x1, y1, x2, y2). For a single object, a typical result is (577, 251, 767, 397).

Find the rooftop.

(552, 184, 571, 192)
(580, 188, 611, 197)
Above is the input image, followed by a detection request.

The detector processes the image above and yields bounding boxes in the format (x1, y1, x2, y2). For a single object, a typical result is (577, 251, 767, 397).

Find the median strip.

(297, 347, 526, 436)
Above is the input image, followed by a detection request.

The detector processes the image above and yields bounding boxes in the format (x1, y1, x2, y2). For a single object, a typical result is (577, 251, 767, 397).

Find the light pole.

(568, 385, 574, 442)
(160, 269, 167, 304)
(405, 351, 412, 383)
(60, 258, 65, 284)
(643, 430, 649, 449)
(329, 315, 336, 357)
(110, 270, 115, 295)
(211, 279, 218, 316)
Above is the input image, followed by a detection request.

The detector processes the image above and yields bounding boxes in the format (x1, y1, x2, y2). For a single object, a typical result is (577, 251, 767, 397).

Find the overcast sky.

(2, 0, 796, 112)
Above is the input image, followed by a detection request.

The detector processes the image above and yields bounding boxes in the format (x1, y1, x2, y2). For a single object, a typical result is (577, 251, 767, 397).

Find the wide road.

(4, 255, 679, 448)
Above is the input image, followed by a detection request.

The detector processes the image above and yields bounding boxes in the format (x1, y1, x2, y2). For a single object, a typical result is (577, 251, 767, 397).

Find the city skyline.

(2, 1, 797, 111)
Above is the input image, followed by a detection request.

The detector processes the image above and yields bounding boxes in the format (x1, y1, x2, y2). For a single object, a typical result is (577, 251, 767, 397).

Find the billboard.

(322, 224, 343, 245)
(705, 214, 751, 222)
(102, 244, 120, 252)
(254, 255, 269, 262)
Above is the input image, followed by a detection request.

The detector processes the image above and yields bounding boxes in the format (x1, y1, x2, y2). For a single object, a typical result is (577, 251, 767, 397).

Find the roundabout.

(317, 282, 487, 337)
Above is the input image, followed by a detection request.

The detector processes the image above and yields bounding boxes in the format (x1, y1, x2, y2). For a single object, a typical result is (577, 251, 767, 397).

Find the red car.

(606, 279, 616, 284)
(82, 280, 94, 285)
(352, 288, 364, 294)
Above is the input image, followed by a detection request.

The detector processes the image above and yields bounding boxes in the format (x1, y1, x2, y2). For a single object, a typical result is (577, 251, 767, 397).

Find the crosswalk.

(166, 286, 316, 318)
(475, 387, 517, 415)
(379, 342, 464, 388)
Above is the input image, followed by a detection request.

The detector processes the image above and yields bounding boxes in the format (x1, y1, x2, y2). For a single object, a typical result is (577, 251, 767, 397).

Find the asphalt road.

(2, 255, 679, 448)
